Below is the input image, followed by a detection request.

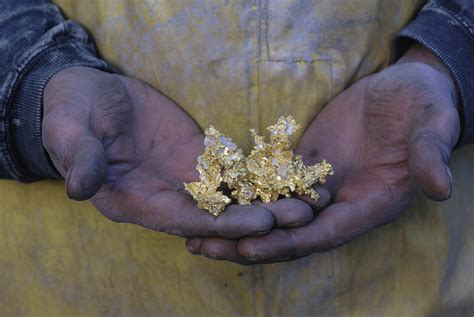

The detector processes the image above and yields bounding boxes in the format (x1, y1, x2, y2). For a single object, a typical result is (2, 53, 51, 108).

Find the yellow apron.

(1, 1, 473, 315)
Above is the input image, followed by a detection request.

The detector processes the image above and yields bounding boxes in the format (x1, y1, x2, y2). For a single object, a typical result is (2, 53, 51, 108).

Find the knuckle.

(200, 243, 222, 259)
(215, 206, 274, 238)
(289, 198, 313, 213)
(285, 203, 313, 225)
(444, 107, 460, 124)
(313, 218, 347, 252)
(210, 218, 238, 238)
(411, 130, 451, 159)
(254, 207, 277, 229)
(238, 240, 264, 261)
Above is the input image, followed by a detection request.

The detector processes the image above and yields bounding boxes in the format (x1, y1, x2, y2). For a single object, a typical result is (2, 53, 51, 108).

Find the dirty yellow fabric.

(1, 1, 474, 315)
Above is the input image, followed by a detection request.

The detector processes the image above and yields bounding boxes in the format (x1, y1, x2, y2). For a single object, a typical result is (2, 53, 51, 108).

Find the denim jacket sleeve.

(396, 0, 474, 146)
(0, 0, 111, 181)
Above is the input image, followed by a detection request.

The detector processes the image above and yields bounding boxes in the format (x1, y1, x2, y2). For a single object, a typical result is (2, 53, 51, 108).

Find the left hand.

(185, 44, 461, 263)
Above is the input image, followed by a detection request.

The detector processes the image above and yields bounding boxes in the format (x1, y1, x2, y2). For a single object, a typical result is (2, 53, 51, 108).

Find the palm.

(107, 75, 203, 184)
(292, 63, 460, 249)
(88, 75, 206, 235)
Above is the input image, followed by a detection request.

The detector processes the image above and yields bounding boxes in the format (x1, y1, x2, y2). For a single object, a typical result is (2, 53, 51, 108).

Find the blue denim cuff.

(4, 43, 112, 181)
(395, 7, 474, 146)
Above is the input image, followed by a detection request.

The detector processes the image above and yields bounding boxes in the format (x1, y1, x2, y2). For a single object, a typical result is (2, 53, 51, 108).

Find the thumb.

(407, 105, 460, 201)
(43, 113, 107, 201)
(64, 135, 107, 200)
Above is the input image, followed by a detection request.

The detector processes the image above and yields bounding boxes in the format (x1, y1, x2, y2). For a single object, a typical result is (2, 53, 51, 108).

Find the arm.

(0, 1, 313, 240)
(0, 0, 110, 181)
(186, 0, 474, 263)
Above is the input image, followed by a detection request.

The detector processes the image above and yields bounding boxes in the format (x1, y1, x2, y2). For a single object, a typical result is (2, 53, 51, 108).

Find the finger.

(237, 179, 411, 262)
(94, 185, 319, 240)
(408, 105, 460, 201)
(408, 132, 452, 200)
(94, 189, 276, 239)
(186, 198, 315, 263)
(66, 137, 107, 200)
(254, 198, 314, 228)
(191, 231, 311, 264)
(213, 203, 275, 237)
(296, 147, 337, 206)
(191, 238, 255, 265)
(236, 203, 370, 262)
(185, 238, 202, 254)
(295, 185, 331, 210)
(43, 113, 107, 201)
(238, 229, 298, 262)
(187, 236, 295, 265)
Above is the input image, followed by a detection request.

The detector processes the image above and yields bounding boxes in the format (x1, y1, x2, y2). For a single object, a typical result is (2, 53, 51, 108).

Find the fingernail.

(244, 256, 262, 262)
(445, 167, 453, 197)
(202, 253, 218, 259)
(287, 221, 307, 228)
(253, 229, 270, 236)
(186, 239, 202, 254)
(65, 166, 75, 199)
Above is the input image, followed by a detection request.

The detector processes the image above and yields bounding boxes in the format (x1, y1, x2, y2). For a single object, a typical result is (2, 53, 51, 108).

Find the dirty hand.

(42, 67, 313, 238)
(186, 44, 461, 263)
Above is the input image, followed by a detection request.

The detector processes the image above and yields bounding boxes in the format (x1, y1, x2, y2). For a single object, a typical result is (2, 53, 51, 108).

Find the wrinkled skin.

(43, 67, 315, 239)
(186, 45, 461, 264)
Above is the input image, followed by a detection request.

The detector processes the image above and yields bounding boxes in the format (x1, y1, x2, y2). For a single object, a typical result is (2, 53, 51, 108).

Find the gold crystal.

(184, 116, 334, 216)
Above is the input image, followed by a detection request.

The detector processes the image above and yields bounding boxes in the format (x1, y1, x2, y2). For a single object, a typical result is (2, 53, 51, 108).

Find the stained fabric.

(0, 0, 474, 316)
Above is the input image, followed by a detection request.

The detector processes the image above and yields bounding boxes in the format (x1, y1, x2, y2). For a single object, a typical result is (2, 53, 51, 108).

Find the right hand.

(42, 67, 314, 239)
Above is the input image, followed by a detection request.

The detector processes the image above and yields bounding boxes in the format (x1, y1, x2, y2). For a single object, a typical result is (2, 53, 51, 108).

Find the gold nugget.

(184, 116, 334, 216)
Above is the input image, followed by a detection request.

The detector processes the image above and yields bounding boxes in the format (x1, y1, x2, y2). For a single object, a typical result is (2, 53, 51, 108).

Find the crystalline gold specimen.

(184, 116, 334, 216)
(183, 126, 245, 216)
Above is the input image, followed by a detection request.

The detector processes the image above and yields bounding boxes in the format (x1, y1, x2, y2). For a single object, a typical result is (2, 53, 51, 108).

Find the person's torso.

(55, 0, 424, 150)
(2, 1, 474, 316)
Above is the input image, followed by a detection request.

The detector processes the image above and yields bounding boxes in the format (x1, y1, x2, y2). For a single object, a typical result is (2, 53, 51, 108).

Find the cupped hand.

(42, 67, 314, 238)
(186, 44, 461, 263)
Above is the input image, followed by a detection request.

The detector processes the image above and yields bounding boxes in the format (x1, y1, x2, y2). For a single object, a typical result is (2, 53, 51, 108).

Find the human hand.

(42, 67, 314, 238)
(186, 44, 461, 262)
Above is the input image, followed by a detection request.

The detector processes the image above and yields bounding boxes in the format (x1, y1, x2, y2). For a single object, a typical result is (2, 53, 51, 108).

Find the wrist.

(397, 43, 459, 107)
